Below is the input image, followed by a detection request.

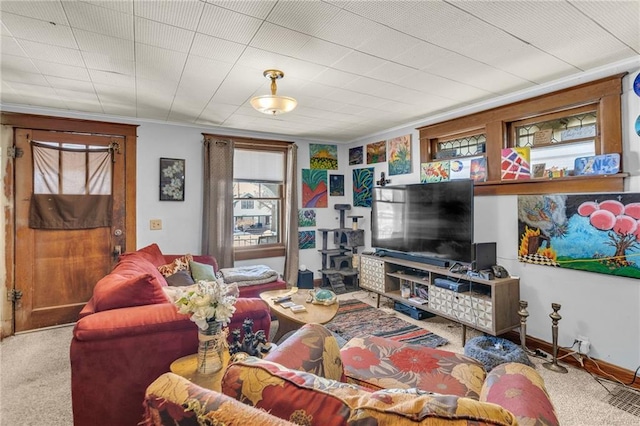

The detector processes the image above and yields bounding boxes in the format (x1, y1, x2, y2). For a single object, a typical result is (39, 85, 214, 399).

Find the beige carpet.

(0, 292, 637, 425)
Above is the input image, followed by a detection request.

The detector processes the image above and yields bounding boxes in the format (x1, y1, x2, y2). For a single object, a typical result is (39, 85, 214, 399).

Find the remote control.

(274, 295, 292, 304)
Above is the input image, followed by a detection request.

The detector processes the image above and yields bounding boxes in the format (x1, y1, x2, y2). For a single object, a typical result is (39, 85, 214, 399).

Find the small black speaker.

(473, 242, 496, 272)
(297, 270, 314, 289)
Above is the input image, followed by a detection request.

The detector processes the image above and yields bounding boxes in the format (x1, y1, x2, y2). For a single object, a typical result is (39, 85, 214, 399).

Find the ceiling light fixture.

(250, 69, 297, 115)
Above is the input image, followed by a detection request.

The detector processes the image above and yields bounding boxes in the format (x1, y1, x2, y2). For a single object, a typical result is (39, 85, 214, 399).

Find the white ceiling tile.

(63, 99, 103, 113)
(190, 33, 245, 63)
(54, 87, 100, 102)
(82, 51, 134, 75)
(46, 76, 95, 92)
(2, 36, 27, 57)
(330, 50, 387, 75)
(2, 69, 48, 85)
(1, 12, 77, 48)
(311, 68, 359, 88)
(315, 9, 381, 49)
(266, 0, 340, 35)
(0, 1, 70, 25)
(134, 0, 203, 30)
(89, 69, 135, 88)
(365, 61, 417, 84)
(296, 38, 351, 67)
(168, 98, 208, 123)
(2, 91, 67, 109)
(74, 29, 134, 59)
(356, 25, 421, 61)
(234, 47, 289, 72)
(134, 17, 194, 53)
(85, 1, 133, 15)
(135, 43, 187, 82)
(1, 55, 39, 74)
(18, 39, 84, 66)
(250, 22, 312, 57)
(137, 78, 177, 98)
(31, 58, 91, 80)
(208, 0, 276, 19)
(3, 81, 58, 97)
(572, 0, 640, 51)
(199, 101, 239, 125)
(94, 83, 136, 103)
(399, 71, 491, 102)
(102, 104, 137, 116)
(198, 3, 262, 44)
(177, 55, 230, 95)
(277, 58, 325, 83)
(63, 0, 133, 39)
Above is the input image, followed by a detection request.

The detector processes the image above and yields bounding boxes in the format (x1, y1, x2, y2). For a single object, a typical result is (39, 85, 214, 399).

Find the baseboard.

(504, 330, 640, 391)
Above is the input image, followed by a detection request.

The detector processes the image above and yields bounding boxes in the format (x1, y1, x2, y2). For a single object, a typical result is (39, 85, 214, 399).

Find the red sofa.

(70, 243, 281, 426)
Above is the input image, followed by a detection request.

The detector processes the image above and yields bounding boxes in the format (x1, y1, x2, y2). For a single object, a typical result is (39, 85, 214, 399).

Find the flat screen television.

(371, 180, 474, 265)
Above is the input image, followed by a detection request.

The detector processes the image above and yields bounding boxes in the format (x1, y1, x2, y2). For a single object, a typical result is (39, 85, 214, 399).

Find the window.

(232, 141, 289, 259)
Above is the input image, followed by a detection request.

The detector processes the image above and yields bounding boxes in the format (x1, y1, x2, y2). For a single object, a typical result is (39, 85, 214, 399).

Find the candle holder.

(543, 302, 568, 373)
(517, 300, 535, 355)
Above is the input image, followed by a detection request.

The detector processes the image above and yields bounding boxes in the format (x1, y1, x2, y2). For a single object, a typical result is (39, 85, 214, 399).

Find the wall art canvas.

(349, 146, 363, 165)
(309, 143, 338, 170)
(366, 141, 386, 164)
(449, 159, 468, 180)
(470, 157, 487, 182)
(329, 174, 344, 196)
(159, 158, 185, 201)
(518, 193, 640, 279)
(388, 135, 411, 175)
(352, 167, 374, 207)
(298, 209, 316, 227)
(301, 169, 328, 208)
(420, 161, 450, 183)
(501, 147, 531, 180)
(574, 153, 620, 176)
(298, 230, 316, 249)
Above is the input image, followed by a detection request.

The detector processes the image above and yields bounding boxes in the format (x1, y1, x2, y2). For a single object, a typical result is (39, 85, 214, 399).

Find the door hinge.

(7, 146, 24, 158)
(7, 289, 23, 302)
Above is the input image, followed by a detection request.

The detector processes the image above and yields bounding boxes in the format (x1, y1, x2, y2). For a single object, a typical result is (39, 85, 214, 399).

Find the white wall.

(3, 59, 639, 371)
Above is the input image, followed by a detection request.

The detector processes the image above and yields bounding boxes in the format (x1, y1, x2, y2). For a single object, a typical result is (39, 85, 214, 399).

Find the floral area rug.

(325, 299, 448, 348)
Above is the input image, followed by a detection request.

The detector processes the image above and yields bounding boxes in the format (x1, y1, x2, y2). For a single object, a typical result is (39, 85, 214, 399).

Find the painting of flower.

(388, 135, 411, 175)
(298, 209, 316, 227)
(160, 158, 185, 201)
(310, 144, 338, 170)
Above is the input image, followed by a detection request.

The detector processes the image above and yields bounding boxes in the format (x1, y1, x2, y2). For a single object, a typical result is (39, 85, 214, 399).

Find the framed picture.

(160, 158, 185, 201)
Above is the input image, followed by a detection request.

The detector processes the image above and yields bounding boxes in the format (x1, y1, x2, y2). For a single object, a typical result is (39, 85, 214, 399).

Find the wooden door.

(14, 129, 126, 331)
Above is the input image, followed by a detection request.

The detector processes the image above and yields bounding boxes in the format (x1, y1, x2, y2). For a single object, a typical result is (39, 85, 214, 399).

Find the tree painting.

(301, 169, 327, 208)
(517, 193, 640, 279)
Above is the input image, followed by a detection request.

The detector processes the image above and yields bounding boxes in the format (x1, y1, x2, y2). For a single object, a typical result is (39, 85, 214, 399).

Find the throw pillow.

(165, 270, 195, 287)
(93, 273, 169, 312)
(118, 243, 166, 267)
(189, 260, 216, 281)
(158, 254, 193, 277)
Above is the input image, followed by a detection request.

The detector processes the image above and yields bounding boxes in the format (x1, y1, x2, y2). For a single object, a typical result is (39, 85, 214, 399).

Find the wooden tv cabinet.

(359, 254, 520, 344)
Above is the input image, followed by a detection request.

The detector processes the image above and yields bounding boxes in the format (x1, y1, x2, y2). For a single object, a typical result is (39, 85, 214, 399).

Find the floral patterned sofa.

(144, 323, 559, 425)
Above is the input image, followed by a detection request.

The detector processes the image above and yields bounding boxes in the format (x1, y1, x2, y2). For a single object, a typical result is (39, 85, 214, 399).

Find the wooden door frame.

(1, 112, 137, 338)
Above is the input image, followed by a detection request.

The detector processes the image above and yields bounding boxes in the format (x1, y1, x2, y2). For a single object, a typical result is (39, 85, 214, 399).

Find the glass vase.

(197, 320, 226, 375)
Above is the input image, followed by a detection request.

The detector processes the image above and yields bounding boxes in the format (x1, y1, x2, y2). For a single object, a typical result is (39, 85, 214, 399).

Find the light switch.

(150, 219, 162, 230)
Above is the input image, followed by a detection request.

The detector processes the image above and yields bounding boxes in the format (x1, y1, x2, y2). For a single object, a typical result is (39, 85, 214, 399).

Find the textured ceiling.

(1, 0, 639, 142)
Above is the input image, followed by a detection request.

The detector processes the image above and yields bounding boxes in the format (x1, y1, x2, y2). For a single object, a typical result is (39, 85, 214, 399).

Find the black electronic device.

(371, 180, 474, 266)
(491, 265, 509, 278)
(273, 295, 292, 304)
(433, 277, 470, 292)
(479, 269, 494, 280)
(473, 242, 496, 272)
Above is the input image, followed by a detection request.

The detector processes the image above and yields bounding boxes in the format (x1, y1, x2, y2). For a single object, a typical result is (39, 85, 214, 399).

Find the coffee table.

(260, 289, 339, 343)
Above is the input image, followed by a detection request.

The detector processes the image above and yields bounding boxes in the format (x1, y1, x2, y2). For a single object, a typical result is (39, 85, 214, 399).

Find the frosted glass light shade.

(250, 95, 297, 115)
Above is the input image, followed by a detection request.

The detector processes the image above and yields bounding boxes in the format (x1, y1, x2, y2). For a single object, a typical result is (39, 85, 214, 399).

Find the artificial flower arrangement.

(173, 278, 239, 330)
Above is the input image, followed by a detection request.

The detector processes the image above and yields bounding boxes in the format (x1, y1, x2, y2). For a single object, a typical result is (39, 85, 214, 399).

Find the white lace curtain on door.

(29, 141, 113, 229)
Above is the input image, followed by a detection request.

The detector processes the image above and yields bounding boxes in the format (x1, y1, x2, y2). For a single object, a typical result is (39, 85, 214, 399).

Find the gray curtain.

(202, 137, 234, 269)
(283, 143, 299, 287)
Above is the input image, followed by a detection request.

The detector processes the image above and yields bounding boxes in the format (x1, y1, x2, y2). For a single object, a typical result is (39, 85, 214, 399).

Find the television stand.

(375, 250, 450, 268)
(359, 254, 520, 344)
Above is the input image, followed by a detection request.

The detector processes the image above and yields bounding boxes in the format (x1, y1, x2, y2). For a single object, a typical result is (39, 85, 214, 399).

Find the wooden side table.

(170, 350, 231, 392)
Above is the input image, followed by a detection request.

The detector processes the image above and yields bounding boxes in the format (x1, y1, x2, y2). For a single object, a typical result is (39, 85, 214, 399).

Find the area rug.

(325, 299, 448, 348)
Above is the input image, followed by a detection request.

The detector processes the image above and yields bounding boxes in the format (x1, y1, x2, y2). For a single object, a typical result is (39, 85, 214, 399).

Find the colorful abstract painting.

(309, 144, 338, 170)
(349, 146, 363, 165)
(470, 157, 487, 182)
(329, 174, 344, 196)
(352, 167, 374, 207)
(518, 193, 640, 279)
(501, 147, 530, 180)
(301, 169, 328, 208)
(298, 209, 316, 227)
(298, 230, 316, 249)
(420, 161, 450, 183)
(366, 141, 386, 164)
(388, 135, 411, 175)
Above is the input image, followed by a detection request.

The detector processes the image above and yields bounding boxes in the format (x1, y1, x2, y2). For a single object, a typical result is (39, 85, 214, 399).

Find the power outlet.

(577, 335, 590, 355)
(150, 219, 162, 230)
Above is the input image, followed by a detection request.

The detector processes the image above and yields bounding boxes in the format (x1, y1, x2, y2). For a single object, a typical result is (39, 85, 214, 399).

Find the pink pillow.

(92, 273, 169, 312)
(119, 243, 166, 267)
